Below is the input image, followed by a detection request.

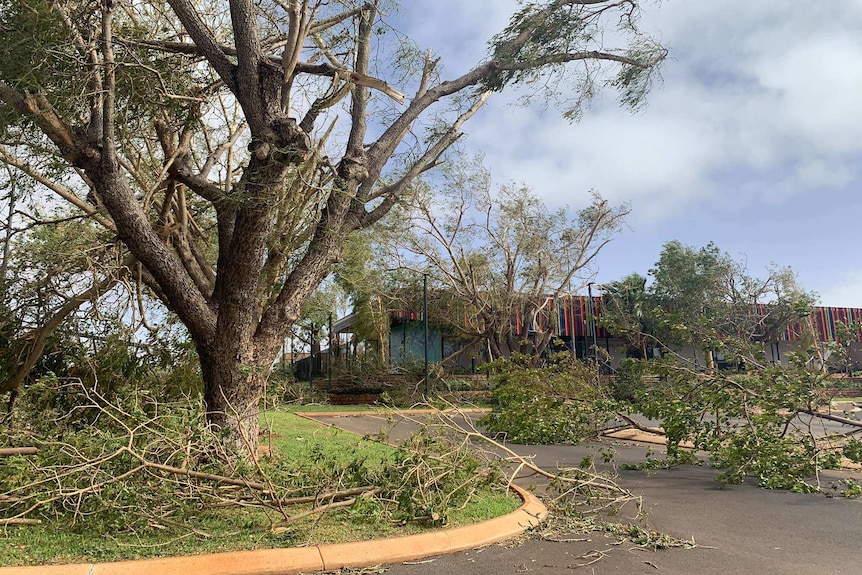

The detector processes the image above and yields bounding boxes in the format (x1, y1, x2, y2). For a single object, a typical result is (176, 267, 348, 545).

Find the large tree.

(0, 0, 665, 455)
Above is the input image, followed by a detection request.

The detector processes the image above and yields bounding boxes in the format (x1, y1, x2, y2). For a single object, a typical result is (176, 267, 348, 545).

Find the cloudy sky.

(393, 0, 862, 306)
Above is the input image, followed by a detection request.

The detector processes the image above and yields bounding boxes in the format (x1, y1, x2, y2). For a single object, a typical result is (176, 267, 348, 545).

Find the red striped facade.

(392, 296, 862, 343)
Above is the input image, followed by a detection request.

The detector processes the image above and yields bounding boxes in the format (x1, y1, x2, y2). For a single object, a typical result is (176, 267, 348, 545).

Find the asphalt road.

(311, 412, 862, 575)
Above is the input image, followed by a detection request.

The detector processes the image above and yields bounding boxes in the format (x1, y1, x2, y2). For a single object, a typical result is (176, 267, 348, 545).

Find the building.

(331, 295, 862, 374)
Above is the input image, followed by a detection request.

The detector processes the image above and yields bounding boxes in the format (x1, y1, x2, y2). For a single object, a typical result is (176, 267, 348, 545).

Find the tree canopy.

(602, 241, 815, 368)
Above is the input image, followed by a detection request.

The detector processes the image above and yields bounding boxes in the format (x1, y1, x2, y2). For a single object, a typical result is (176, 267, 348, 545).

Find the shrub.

(480, 353, 614, 444)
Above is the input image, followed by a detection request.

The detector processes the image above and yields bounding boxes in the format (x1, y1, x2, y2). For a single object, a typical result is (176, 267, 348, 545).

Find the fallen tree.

(480, 349, 862, 495)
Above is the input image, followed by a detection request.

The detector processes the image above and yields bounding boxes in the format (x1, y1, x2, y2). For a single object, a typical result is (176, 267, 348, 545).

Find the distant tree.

(601, 241, 815, 368)
(331, 231, 397, 364)
(0, 208, 134, 411)
(600, 273, 653, 359)
(391, 158, 628, 361)
(649, 242, 814, 368)
(0, 0, 666, 456)
(491, 243, 862, 494)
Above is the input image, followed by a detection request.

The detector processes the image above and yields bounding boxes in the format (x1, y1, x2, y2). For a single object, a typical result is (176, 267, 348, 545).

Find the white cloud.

(399, 0, 862, 224)
(392, 0, 862, 296)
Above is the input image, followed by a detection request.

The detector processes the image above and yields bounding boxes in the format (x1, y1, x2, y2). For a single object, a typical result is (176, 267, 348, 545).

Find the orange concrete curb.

(0, 485, 547, 575)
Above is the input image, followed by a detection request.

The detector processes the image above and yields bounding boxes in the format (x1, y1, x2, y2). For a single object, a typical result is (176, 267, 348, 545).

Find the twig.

(274, 488, 381, 526)
(0, 518, 41, 525)
(613, 413, 666, 436)
(0, 447, 38, 456)
(274, 485, 379, 506)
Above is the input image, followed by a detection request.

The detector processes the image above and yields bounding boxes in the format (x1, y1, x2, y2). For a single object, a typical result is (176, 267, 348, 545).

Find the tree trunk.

(198, 343, 276, 458)
(705, 348, 716, 371)
(533, 331, 553, 359)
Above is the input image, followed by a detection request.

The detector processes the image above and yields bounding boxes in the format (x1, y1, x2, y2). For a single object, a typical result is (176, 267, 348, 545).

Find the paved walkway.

(312, 412, 862, 575)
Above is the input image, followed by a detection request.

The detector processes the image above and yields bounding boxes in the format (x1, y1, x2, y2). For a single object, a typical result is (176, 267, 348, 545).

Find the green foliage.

(481, 353, 614, 444)
(441, 378, 472, 392)
(843, 439, 862, 464)
(611, 358, 646, 402)
(602, 242, 855, 493)
(333, 230, 392, 356)
(842, 479, 862, 498)
(1, 381, 518, 566)
(483, 0, 664, 119)
(600, 273, 653, 358)
(381, 424, 507, 525)
(264, 368, 325, 408)
(0, 0, 83, 114)
(0, 0, 198, 138)
(639, 357, 843, 491)
(2, 380, 221, 530)
(621, 449, 697, 472)
(578, 518, 696, 550)
(604, 241, 814, 368)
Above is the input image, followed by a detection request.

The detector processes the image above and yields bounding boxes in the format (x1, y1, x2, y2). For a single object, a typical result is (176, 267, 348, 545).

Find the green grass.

(261, 408, 394, 464)
(1, 409, 520, 567)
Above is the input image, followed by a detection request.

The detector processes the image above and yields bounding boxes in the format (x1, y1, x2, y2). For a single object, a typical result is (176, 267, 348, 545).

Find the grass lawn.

(1, 408, 519, 567)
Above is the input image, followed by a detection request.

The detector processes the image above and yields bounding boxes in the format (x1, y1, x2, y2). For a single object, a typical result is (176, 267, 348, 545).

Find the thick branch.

(164, 0, 237, 90)
(360, 92, 490, 227)
(0, 447, 38, 456)
(364, 48, 657, 187)
(0, 83, 80, 162)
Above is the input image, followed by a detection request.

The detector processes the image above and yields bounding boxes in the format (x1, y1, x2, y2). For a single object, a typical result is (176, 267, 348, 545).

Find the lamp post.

(309, 321, 314, 386)
(423, 272, 430, 397)
(587, 283, 598, 358)
(328, 312, 333, 388)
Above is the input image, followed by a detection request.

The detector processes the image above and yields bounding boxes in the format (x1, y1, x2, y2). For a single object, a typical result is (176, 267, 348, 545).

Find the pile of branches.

(634, 355, 862, 493)
(479, 351, 862, 495)
(390, 406, 643, 522)
(383, 405, 704, 565)
(0, 379, 504, 535)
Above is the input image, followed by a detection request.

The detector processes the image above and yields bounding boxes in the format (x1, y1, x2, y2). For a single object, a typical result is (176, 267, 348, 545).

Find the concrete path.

(312, 413, 862, 575)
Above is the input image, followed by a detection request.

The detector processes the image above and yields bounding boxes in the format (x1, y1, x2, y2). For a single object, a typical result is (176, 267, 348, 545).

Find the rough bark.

(198, 347, 268, 455)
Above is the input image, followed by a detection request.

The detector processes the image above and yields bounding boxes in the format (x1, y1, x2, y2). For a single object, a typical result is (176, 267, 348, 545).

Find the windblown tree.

(0, 173, 138, 412)
(602, 242, 816, 368)
(600, 273, 653, 359)
(390, 158, 628, 360)
(0, 0, 666, 456)
(646, 241, 814, 368)
(489, 243, 862, 492)
(331, 230, 397, 364)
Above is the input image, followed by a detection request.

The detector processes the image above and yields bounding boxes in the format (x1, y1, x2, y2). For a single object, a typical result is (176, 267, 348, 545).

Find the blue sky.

(392, 0, 862, 306)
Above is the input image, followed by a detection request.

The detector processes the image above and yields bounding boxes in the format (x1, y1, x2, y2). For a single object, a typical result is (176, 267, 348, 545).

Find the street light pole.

(588, 283, 601, 383)
(423, 273, 430, 397)
(309, 322, 314, 386)
(587, 283, 598, 359)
